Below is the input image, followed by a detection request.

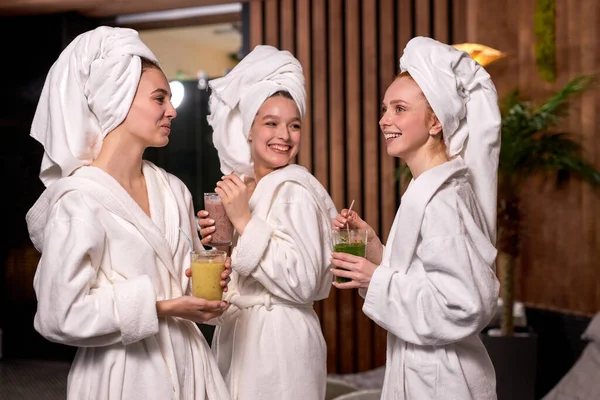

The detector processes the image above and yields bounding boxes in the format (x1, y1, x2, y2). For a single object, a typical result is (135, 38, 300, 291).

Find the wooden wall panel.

(249, 0, 263, 49)
(280, 0, 295, 52)
(264, 0, 279, 46)
(327, 0, 352, 373)
(452, 0, 467, 43)
(344, 0, 368, 372)
(415, 0, 430, 37)
(375, 0, 398, 369)
(379, 0, 396, 247)
(434, 0, 449, 43)
(295, 0, 312, 169)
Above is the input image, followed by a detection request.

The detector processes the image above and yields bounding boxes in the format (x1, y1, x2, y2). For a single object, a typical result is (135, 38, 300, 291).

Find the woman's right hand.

(156, 296, 229, 324)
(332, 208, 371, 232)
(197, 210, 215, 246)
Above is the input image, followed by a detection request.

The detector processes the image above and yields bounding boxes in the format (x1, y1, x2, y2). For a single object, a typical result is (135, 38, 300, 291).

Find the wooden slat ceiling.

(0, 0, 243, 17)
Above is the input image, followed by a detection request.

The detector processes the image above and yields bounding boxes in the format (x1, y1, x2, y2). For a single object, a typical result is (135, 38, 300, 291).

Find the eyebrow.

(262, 114, 301, 122)
(388, 99, 408, 106)
(151, 88, 170, 96)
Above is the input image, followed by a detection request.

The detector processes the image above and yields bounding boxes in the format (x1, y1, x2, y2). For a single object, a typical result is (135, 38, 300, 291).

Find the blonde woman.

(331, 36, 501, 400)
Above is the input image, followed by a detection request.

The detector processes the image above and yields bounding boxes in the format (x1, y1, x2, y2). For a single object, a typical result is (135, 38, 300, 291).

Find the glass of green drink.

(331, 229, 368, 283)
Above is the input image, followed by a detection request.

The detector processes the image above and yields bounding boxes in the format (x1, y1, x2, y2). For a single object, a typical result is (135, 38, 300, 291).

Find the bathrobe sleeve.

(231, 181, 330, 303)
(363, 191, 499, 346)
(33, 191, 159, 347)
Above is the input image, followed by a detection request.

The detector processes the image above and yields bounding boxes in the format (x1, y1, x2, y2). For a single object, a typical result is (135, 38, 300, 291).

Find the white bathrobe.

(26, 161, 230, 400)
(363, 157, 500, 400)
(211, 164, 338, 400)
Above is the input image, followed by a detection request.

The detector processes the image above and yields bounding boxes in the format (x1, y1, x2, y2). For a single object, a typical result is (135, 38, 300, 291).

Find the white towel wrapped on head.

(30, 26, 158, 187)
(399, 36, 501, 242)
(207, 45, 306, 178)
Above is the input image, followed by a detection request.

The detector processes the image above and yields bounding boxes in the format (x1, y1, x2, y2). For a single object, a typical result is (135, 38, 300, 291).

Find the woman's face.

(379, 76, 434, 160)
(249, 95, 301, 178)
(121, 67, 177, 148)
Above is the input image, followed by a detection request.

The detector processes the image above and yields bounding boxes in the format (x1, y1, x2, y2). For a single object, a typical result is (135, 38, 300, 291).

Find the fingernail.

(209, 219, 215, 224)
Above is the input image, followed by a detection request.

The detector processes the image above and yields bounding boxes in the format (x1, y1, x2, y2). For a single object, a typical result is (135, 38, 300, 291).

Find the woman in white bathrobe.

(330, 37, 501, 399)
(25, 26, 231, 400)
(197, 45, 338, 399)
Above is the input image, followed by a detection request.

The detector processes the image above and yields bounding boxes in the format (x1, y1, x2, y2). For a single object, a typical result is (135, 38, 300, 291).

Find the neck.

(253, 164, 288, 185)
(406, 148, 449, 179)
(90, 132, 145, 188)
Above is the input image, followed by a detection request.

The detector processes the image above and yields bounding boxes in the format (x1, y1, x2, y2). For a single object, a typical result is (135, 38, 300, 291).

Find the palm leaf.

(499, 74, 595, 180)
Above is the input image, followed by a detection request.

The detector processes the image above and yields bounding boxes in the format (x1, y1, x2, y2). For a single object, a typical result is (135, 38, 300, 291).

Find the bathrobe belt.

(226, 292, 314, 311)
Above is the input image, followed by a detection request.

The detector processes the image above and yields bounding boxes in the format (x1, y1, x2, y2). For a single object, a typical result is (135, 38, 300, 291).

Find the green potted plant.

(496, 74, 599, 337)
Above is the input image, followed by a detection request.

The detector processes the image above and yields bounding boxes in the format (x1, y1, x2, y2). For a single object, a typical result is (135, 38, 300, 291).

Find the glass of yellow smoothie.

(191, 250, 227, 301)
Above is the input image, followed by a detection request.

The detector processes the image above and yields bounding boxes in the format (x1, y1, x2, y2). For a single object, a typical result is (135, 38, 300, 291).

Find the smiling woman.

(195, 44, 339, 400)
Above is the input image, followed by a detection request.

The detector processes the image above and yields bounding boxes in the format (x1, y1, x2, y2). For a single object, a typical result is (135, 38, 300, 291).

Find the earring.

(429, 131, 436, 136)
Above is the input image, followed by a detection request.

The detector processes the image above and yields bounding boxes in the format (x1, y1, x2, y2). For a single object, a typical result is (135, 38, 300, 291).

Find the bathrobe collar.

(27, 161, 183, 292)
(383, 156, 468, 272)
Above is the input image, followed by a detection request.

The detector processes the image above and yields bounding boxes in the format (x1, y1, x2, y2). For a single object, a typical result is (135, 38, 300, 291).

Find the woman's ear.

(429, 115, 442, 136)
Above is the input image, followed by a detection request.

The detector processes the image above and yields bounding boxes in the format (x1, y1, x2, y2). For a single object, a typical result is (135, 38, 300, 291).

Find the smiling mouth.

(269, 144, 291, 151)
(384, 133, 401, 140)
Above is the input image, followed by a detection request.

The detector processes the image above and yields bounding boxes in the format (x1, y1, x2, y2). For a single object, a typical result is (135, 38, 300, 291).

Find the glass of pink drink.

(203, 192, 234, 246)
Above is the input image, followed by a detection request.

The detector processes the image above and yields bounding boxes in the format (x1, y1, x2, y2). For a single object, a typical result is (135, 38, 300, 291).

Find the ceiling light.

(169, 81, 185, 109)
(116, 3, 242, 25)
(452, 43, 507, 67)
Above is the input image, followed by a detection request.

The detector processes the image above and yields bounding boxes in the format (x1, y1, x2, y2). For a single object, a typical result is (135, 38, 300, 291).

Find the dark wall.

(1, 12, 105, 361)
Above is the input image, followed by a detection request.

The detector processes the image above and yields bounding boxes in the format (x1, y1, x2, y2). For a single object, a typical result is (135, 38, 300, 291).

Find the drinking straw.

(346, 199, 355, 236)
(179, 227, 194, 253)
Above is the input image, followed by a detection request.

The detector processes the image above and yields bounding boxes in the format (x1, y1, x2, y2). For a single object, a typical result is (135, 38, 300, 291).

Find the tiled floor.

(0, 359, 70, 400)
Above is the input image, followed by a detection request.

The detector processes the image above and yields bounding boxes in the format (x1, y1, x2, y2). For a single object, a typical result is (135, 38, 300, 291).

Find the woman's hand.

(332, 209, 383, 265)
(185, 256, 232, 292)
(156, 297, 229, 323)
(215, 174, 252, 235)
(196, 210, 215, 246)
(330, 252, 377, 289)
(332, 208, 371, 232)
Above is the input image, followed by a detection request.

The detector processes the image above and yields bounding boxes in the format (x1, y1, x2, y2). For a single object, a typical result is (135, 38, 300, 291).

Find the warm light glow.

(169, 80, 184, 109)
(452, 43, 507, 67)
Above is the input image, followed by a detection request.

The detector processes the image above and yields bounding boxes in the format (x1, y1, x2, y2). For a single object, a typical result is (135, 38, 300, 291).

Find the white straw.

(346, 199, 355, 236)
(179, 227, 194, 252)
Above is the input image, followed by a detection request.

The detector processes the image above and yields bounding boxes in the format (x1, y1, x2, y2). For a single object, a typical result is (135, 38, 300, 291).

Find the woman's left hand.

(330, 252, 377, 289)
(215, 174, 252, 235)
(221, 257, 232, 292)
(185, 256, 232, 292)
